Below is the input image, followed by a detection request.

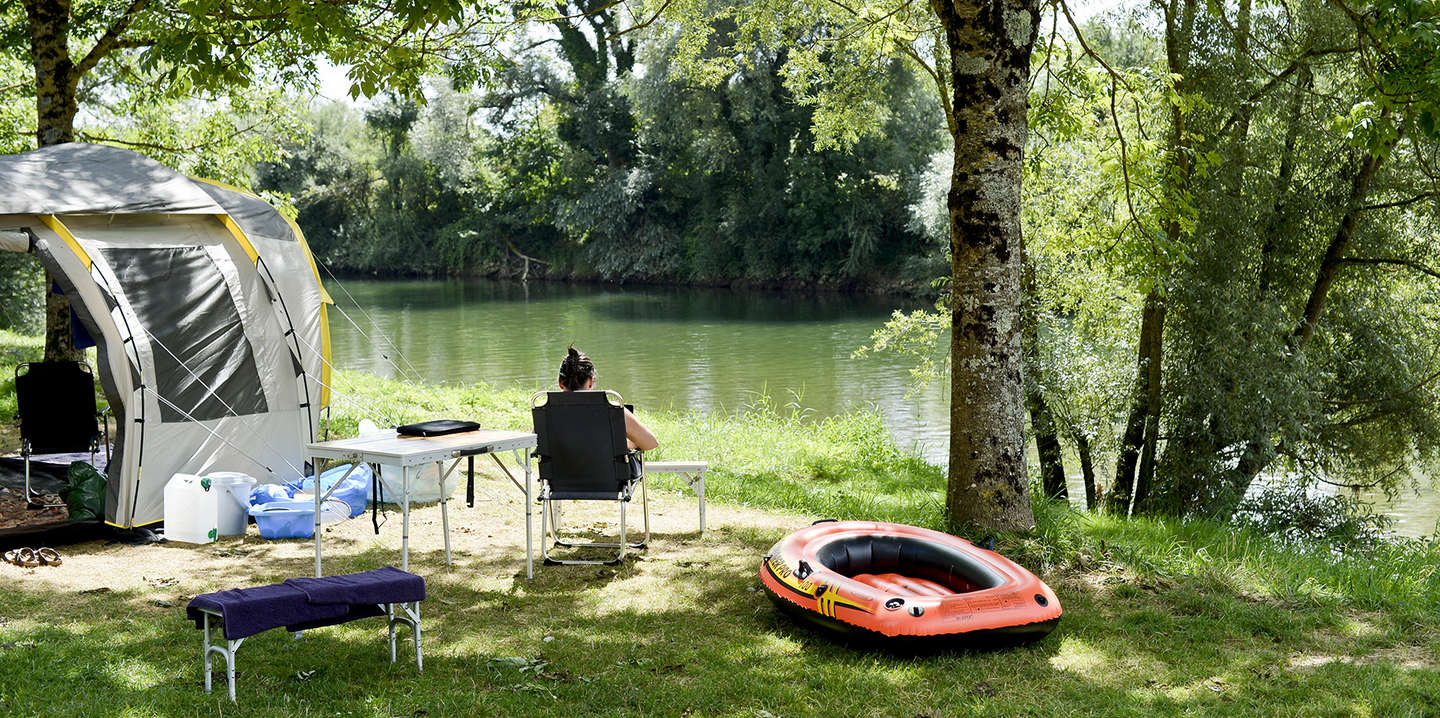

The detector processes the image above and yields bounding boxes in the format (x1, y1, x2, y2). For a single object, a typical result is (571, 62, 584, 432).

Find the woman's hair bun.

(558, 345, 595, 391)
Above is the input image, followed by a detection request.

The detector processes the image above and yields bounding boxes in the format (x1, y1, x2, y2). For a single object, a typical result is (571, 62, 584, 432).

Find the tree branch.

(1340, 256, 1440, 281)
(74, 0, 153, 81)
(1322, 364, 1440, 408)
(1362, 192, 1440, 211)
(599, 0, 675, 43)
(1057, 0, 1132, 92)
(895, 38, 954, 136)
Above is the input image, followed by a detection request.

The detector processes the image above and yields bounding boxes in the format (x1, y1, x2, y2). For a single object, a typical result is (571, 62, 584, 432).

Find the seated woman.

(557, 346, 659, 451)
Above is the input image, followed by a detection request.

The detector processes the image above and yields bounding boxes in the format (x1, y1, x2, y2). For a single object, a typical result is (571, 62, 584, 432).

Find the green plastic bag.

(63, 461, 107, 522)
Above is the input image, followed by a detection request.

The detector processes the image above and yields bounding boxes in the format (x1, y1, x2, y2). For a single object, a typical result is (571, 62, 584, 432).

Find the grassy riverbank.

(1, 330, 1438, 716)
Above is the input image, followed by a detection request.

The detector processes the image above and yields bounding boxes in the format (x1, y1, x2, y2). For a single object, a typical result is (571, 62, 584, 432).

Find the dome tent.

(0, 143, 332, 529)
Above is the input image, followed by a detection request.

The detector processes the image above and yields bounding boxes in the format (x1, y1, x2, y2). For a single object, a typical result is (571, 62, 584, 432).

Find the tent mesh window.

(100, 246, 269, 422)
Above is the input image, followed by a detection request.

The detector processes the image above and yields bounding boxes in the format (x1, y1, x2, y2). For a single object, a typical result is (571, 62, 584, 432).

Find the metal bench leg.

(385, 602, 423, 672)
(201, 612, 244, 704)
(202, 614, 213, 695)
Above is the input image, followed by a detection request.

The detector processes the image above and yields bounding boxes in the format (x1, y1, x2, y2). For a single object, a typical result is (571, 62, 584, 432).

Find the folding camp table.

(304, 429, 537, 578)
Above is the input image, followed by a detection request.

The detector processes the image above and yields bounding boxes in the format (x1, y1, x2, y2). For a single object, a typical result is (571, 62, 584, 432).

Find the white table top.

(646, 461, 708, 472)
(306, 429, 536, 465)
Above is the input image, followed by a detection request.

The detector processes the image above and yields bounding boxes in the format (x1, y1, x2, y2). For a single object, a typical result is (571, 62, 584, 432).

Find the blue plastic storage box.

(249, 499, 319, 539)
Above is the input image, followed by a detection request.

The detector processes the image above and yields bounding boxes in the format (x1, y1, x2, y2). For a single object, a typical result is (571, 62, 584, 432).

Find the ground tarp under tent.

(0, 143, 332, 530)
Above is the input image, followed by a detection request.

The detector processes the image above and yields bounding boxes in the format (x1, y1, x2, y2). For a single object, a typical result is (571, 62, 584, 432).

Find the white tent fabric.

(0, 143, 331, 528)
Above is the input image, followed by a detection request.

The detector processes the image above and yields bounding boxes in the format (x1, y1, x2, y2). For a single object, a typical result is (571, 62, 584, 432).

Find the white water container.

(206, 472, 258, 536)
(163, 473, 218, 544)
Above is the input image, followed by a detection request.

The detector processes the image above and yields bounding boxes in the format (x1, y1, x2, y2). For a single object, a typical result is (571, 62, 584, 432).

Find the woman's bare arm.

(625, 408, 659, 451)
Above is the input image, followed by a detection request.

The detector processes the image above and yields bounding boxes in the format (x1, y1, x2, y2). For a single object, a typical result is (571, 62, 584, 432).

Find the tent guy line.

(134, 323, 310, 481)
(285, 326, 406, 428)
(317, 258, 429, 386)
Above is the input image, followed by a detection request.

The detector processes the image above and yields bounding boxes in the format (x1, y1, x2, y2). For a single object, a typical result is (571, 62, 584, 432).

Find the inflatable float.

(760, 520, 1061, 646)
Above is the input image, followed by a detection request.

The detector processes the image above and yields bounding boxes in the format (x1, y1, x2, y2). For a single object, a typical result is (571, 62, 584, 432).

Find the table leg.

(439, 460, 452, 567)
(401, 464, 411, 572)
(697, 471, 706, 535)
(522, 448, 533, 579)
(312, 456, 323, 577)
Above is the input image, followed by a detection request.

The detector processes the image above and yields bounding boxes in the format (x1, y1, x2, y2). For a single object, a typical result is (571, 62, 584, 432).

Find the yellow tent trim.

(216, 214, 261, 264)
(189, 176, 333, 303)
(38, 215, 91, 270)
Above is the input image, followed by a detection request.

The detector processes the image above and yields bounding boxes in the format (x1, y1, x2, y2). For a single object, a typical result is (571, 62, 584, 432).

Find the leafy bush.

(1231, 484, 1394, 551)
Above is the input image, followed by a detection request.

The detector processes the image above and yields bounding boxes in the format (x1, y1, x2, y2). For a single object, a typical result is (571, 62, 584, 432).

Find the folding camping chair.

(14, 361, 109, 508)
(530, 390, 648, 565)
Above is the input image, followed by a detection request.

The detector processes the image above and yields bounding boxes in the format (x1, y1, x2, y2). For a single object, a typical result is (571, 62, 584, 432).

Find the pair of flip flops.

(3, 547, 61, 567)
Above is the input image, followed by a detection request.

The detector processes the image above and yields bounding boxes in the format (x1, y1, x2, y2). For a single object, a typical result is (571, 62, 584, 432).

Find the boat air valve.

(884, 598, 904, 610)
(796, 561, 813, 580)
(908, 605, 925, 617)
(1034, 594, 1049, 606)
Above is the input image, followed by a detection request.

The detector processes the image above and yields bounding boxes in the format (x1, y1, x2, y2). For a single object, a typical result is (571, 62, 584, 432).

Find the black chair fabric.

(532, 391, 633, 500)
(16, 361, 101, 454)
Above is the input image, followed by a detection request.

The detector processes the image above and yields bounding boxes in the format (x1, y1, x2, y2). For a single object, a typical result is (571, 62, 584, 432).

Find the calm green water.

(327, 279, 951, 459)
(327, 279, 1439, 538)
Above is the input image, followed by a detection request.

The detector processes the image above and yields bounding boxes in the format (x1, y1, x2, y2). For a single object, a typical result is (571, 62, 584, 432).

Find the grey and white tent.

(0, 143, 332, 528)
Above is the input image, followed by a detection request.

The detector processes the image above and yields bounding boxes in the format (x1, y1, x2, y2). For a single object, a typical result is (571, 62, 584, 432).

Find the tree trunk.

(24, 0, 84, 362)
(1074, 431, 1097, 511)
(1021, 259, 1066, 501)
(1026, 386, 1067, 500)
(1290, 148, 1386, 353)
(1256, 66, 1310, 297)
(1217, 144, 1390, 512)
(1110, 288, 1163, 514)
(932, 0, 1039, 532)
(1114, 0, 1193, 515)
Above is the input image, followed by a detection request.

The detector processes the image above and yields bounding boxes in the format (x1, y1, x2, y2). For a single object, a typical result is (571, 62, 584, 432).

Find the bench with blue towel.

(184, 567, 425, 702)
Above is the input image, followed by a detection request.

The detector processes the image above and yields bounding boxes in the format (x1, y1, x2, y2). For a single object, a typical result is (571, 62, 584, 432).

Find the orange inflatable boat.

(760, 520, 1061, 645)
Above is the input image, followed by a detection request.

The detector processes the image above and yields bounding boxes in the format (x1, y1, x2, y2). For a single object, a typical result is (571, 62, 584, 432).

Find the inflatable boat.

(760, 520, 1061, 646)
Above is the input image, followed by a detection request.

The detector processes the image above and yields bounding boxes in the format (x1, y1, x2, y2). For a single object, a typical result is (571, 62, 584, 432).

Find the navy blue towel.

(284, 566, 426, 605)
(186, 567, 424, 640)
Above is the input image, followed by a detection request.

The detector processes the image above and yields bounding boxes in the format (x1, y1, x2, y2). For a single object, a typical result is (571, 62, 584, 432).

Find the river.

(327, 278, 1438, 538)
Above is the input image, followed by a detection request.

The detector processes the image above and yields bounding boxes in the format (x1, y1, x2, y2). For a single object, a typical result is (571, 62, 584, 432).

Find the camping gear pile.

(158, 465, 373, 543)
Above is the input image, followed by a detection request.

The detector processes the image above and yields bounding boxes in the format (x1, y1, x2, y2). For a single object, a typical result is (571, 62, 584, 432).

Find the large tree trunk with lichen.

(932, 0, 1039, 532)
(23, 0, 84, 362)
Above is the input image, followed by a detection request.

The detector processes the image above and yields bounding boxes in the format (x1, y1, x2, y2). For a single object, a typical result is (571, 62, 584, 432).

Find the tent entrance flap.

(99, 245, 268, 422)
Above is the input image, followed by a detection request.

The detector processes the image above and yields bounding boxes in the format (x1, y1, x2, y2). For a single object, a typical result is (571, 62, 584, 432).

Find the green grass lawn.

(1, 330, 1438, 716)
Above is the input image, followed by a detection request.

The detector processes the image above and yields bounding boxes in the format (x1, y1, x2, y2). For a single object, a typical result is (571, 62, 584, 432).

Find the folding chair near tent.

(14, 360, 110, 508)
(0, 143, 332, 530)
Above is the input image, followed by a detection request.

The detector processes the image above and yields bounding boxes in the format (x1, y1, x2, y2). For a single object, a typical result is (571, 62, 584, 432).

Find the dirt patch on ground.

(0, 469, 808, 601)
(1287, 645, 1440, 671)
